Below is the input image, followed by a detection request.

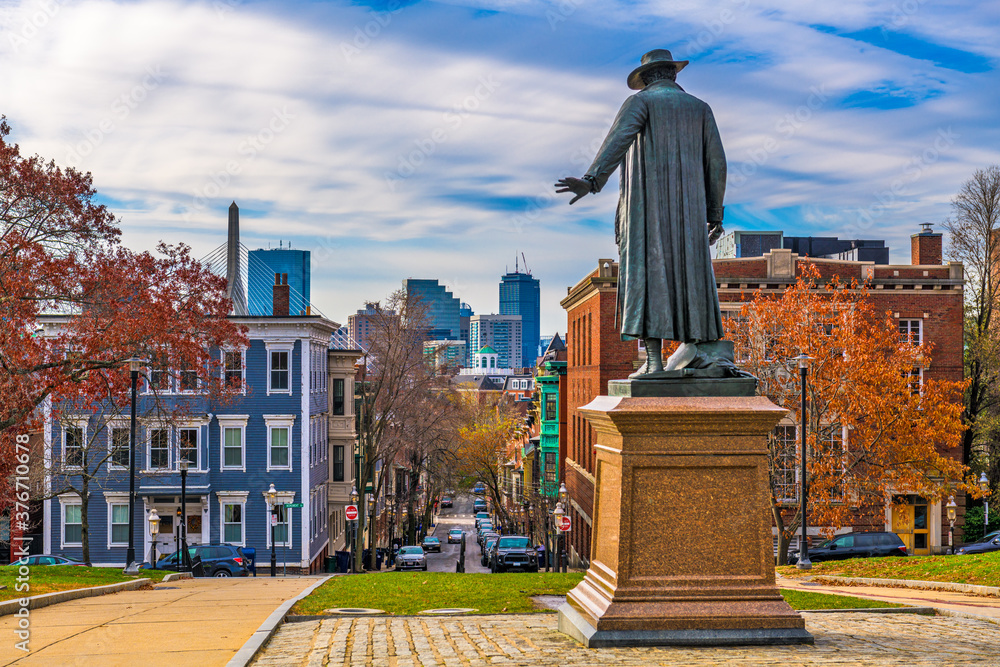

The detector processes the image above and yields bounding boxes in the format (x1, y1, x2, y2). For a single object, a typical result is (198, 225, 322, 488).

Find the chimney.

(911, 222, 943, 265)
(272, 272, 290, 316)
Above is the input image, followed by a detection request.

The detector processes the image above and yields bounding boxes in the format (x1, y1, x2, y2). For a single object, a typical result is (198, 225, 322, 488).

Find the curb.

(935, 607, 1000, 626)
(799, 606, 936, 615)
(162, 572, 193, 582)
(0, 578, 152, 616)
(813, 575, 1000, 598)
(226, 575, 332, 667)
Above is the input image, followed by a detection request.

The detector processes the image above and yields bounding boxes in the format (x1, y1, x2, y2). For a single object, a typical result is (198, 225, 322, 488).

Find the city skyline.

(2, 0, 998, 333)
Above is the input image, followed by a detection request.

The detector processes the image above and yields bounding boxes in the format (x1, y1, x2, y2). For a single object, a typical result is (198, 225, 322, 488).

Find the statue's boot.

(629, 339, 663, 378)
(664, 341, 698, 371)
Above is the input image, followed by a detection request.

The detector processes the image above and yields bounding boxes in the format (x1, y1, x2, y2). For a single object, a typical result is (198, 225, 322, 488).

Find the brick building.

(562, 227, 965, 564)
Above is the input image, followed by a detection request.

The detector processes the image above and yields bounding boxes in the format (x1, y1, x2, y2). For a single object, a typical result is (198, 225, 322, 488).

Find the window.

(899, 319, 922, 345)
(178, 363, 198, 392)
(264, 415, 295, 471)
(908, 367, 924, 395)
(64, 425, 83, 468)
(544, 452, 556, 483)
(271, 428, 290, 468)
(270, 350, 290, 393)
(223, 503, 243, 544)
(149, 428, 169, 470)
(110, 504, 129, 545)
(178, 428, 198, 469)
(333, 445, 345, 481)
(332, 378, 345, 415)
(272, 505, 290, 546)
(773, 425, 798, 503)
(63, 503, 82, 545)
(224, 349, 244, 390)
(545, 392, 558, 421)
(110, 427, 130, 468)
(148, 352, 171, 393)
(224, 427, 243, 469)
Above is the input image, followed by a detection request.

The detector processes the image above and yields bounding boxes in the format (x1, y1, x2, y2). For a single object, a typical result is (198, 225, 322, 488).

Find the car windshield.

(400, 547, 423, 555)
(424, 537, 439, 543)
(498, 537, 530, 549)
(449, 529, 462, 534)
(976, 531, 1000, 543)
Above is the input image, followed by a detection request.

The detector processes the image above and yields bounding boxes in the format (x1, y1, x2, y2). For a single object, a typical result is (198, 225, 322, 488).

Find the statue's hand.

(707, 221, 724, 246)
(555, 177, 590, 205)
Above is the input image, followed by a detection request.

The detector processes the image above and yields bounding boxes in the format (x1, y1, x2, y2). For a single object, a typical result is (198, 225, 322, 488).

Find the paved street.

(251, 611, 996, 666)
(424, 495, 491, 575)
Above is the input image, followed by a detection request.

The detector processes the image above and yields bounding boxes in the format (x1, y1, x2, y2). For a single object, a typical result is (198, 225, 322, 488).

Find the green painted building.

(535, 360, 566, 498)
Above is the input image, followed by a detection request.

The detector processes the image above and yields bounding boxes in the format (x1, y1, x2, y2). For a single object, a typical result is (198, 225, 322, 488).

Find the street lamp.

(124, 356, 145, 574)
(553, 502, 565, 574)
(148, 509, 160, 570)
(794, 354, 813, 570)
(267, 483, 278, 577)
(368, 495, 375, 570)
(980, 472, 990, 529)
(350, 486, 360, 573)
(946, 496, 957, 555)
(179, 459, 190, 572)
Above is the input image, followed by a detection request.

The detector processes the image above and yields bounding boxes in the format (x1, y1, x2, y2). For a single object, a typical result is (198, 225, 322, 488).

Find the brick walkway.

(251, 612, 995, 666)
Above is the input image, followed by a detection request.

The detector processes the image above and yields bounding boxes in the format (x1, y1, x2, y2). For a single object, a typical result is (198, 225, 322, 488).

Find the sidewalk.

(0, 576, 320, 667)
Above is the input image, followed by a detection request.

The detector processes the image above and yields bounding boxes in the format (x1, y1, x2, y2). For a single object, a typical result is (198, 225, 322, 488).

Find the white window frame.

(61, 418, 87, 471)
(217, 492, 249, 547)
(177, 426, 200, 471)
(266, 342, 294, 396)
(144, 353, 173, 395)
(106, 493, 131, 548)
(264, 415, 295, 472)
(262, 490, 295, 548)
(108, 422, 130, 471)
(59, 494, 83, 548)
(899, 318, 923, 345)
(218, 416, 249, 472)
(222, 347, 247, 394)
(176, 362, 201, 394)
(145, 424, 171, 472)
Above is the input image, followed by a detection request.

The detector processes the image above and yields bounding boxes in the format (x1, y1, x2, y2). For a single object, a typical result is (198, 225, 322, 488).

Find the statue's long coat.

(586, 79, 727, 343)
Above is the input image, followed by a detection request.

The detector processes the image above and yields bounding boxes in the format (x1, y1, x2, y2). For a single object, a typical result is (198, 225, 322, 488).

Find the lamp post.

(946, 496, 957, 555)
(553, 503, 565, 574)
(368, 495, 375, 570)
(267, 483, 277, 577)
(124, 357, 143, 574)
(350, 486, 359, 573)
(179, 459, 190, 572)
(980, 472, 990, 529)
(795, 354, 813, 570)
(558, 482, 568, 573)
(148, 509, 160, 569)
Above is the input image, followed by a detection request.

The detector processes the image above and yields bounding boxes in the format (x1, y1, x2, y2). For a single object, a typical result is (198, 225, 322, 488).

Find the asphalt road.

(425, 494, 492, 573)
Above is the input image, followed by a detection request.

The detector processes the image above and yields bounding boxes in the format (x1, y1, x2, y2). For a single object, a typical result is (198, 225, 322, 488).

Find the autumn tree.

(0, 116, 246, 513)
(726, 266, 972, 564)
(943, 165, 1000, 493)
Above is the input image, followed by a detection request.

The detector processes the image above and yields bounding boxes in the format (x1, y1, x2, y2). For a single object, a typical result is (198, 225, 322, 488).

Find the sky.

(2, 0, 999, 336)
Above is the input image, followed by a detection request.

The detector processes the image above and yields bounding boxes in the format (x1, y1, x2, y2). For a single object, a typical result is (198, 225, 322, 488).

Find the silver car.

(395, 546, 427, 571)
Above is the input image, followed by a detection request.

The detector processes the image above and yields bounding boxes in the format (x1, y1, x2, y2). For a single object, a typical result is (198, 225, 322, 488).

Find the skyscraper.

(470, 314, 523, 370)
(459, 302, 474, 365)
(247, 247, 311, 316)
(500, 270, 540, 368)
(403, 279, 461, 340)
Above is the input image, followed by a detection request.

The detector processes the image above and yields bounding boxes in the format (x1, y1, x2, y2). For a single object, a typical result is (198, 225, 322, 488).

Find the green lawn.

(0, 565, 169, 602)
(776, 550, 1000, 587)
(292, 571, 903, 615)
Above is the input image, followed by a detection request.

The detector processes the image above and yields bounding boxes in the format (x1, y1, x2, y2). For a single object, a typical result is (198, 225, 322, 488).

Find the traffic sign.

(270, 513, 278, 526)
(345, 504, 358, 521)
(558, 515, 571, 532)
(284, 502, 303, 508)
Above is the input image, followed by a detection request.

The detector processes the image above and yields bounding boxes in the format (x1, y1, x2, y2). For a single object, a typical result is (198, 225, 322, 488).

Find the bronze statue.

(557, 49, 728, 377)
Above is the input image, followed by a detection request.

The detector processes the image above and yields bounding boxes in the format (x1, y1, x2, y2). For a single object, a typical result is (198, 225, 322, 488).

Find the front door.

(892, 502, 915, 553)
(892, 496, 931, 555)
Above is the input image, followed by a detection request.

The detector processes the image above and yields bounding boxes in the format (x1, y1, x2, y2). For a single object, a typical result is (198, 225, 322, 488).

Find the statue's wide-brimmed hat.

(627, 49, 689, 90)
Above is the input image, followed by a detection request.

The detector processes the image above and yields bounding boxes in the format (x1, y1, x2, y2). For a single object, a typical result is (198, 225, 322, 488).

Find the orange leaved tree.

(725, 265, 972, 564)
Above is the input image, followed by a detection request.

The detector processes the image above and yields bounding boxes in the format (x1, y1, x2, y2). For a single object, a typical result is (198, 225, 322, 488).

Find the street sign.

(270, 513, 278, 527)
(558, 515, 571, 532)
(284, 502, 303, 508)
(345, 504, 358, 521)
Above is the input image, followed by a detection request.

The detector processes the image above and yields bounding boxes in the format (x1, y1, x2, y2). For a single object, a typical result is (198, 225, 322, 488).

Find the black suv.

(489, 535, 539, 573)
(789, 532, 908, 564)
(143, 544, 250, 577)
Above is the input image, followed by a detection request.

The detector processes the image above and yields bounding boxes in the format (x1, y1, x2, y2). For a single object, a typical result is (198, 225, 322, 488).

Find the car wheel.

(422, 565, 428, 571)
(213, 569, 232, 578)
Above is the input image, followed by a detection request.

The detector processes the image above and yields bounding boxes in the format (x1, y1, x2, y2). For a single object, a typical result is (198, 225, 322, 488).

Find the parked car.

(956, 530, 1000, 555)
(473, 497, 488, 513)
(473, 482, 487, 495)
(479, 531, 499, 553)
(481, 536, 501, 566)
(421, 536, 442, 553)
(474, 512, 491, 529)
(440, 496, 453, 508)
(395, 546, 427, 571)
(142, 544, 250, 577)
(490, 536, 539, 573)
(447, 529, 464, 544)
(788, 532, 908, 564)
(16, 555, 86, 567)
(477, 524, 494, 545)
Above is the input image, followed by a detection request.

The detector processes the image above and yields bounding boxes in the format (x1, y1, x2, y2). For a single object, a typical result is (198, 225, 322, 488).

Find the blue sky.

(2, 0, 999, 335)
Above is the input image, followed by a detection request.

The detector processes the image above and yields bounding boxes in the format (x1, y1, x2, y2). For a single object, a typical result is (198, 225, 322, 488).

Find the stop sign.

(345, 504, 358, 521)
(558, 515, 571, 532)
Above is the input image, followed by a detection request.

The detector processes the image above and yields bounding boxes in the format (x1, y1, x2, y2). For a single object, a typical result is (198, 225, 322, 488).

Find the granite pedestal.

(558, 393, 813, 647)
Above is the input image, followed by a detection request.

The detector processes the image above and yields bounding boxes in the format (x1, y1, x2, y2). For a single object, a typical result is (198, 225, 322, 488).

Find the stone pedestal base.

(559, 395, 813, 647)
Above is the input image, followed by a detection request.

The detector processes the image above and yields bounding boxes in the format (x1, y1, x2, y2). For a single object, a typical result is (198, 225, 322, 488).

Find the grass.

(291, 571, 903, 615)
(0, 564, 169, 602)
(776, 550, 1000, 587)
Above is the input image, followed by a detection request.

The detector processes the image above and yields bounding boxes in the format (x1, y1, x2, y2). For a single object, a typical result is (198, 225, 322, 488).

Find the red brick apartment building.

(561, 228, 965, 566)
